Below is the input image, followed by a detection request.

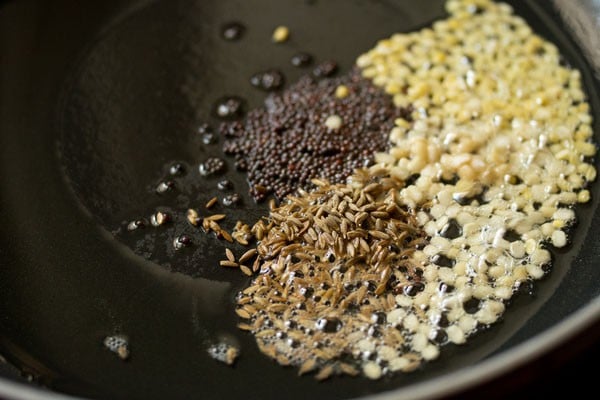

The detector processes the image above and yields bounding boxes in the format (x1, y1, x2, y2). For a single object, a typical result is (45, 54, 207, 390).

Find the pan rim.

(0, 297, 597, 400)
(368, 297, 600, 400)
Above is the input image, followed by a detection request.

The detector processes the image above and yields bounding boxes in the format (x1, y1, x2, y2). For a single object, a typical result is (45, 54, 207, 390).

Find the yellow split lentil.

(357, 0, 596, 376)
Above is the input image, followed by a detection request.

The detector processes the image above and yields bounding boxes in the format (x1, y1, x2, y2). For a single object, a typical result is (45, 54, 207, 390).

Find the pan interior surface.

(0, 0, 598, 399)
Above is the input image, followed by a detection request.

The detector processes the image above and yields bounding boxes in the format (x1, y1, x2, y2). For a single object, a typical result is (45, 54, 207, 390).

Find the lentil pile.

(235, 0, 597, 380)
(221, 68, 410, 201)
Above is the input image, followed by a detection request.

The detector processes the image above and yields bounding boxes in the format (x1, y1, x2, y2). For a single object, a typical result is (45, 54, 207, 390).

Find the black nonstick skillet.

(0, 1, 598, 399)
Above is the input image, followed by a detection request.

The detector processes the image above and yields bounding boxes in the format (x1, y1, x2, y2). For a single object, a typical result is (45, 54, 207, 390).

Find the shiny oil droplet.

(222, 193, 242, 207)
(199, 157, 226, 176)
(250, 70, 285, 91)
(214, 96, 245, 120)
(173, 235, 193, 250)
(156, 181, 176, 194)
(169, 163, 185, 176)
(221, 22, 245, 41)
(291, 52, 313, 67)
(217, 179, 233, 191)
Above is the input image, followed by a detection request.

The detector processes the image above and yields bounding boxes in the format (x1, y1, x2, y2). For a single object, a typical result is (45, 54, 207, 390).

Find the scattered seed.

(117, 346, 130, 360)
(205, 196, 218, 209)
(207, 214, 227, 221)
(221, 229, 234, 243)
(225, 248, 235, 262)
(272, 25, 290, 43)
(240, 265, 253, 276)
(298, 358, 317, 375)
(187, 209, 200, 226)
(239, 248, 257, 263)
(150, 211, 170, 226)
(315, 365, 334, 381)
(238, 323, 253, 331)
(220, 260, 239, 268)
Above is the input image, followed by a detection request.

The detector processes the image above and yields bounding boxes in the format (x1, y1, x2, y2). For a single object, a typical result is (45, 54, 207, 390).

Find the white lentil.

(457, 315, 477, 333)
(403, 313, 419, 332)
(422, 344, 440, 361)
(387, 308, 406, 324)
(363, 362, 383, 380)
(357, 339, 375, 354)
(437, 267, 455, 284)
(378, 346, 397, 361)
(551, 229, 568, 248)
(411, 333, 428, 352)
(324, 114, 343, 130)
(494, 285, 513, 300)
(526, 263, 545, 280)
(395, 294, 413, 307)
(447, 325, 466, 345)
(388, 357, 410, 372)
(509, 241, 525, 259)
(553, 208, 575, 222)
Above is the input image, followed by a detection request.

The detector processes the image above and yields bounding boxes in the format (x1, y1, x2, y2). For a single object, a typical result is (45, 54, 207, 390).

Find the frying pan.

(0, 0, 598, 399)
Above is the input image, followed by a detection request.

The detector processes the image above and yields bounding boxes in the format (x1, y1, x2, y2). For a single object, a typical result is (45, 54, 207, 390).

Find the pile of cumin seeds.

(236, 167, 429, 380)
(221, 67, 410, 202)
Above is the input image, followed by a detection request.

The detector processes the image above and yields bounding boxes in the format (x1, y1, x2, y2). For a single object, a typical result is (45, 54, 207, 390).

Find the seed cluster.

(214, 96, 245, 120)
(236, 0, 596, 380)
(207, 342, 240, 365)
(353, 0, 594, 375)
(237, 169, 431, 379)
(250, 69, 285, 92)
(222, 68, 410, 201)
(103, 335, 130, 360)
(198, 157, 226, 176)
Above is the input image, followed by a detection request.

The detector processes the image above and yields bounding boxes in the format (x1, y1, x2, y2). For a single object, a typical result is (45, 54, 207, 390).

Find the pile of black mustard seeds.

(221, 67, 411, 202)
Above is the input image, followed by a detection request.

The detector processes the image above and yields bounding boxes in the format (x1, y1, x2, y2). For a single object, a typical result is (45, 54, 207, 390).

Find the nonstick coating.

(0, 0, 598, 399)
